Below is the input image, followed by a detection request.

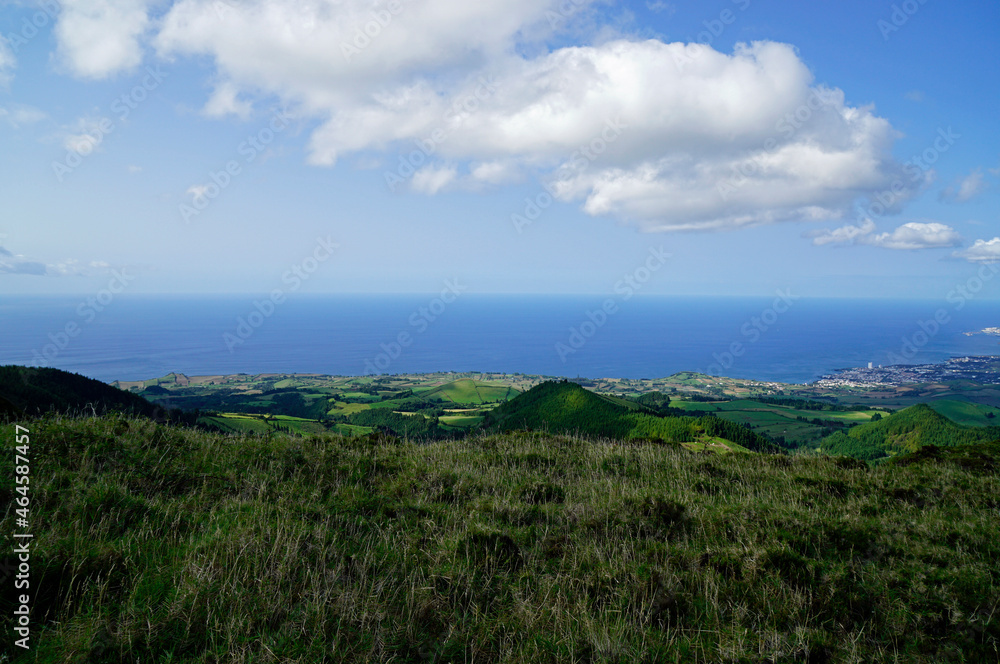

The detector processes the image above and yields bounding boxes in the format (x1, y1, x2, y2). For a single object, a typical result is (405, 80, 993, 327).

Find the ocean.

(1, 294, 997, 384)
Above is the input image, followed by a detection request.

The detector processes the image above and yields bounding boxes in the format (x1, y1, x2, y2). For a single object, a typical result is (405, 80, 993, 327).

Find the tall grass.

(2, 415, 998, 663)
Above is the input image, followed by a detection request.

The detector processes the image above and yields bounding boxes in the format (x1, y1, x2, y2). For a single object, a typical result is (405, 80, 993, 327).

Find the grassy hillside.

(927, 399, 1000, 427)
(2, 415, 998, 662)
(820, 403, 1000, 461)
(672, 398, 878, 447)
(0, 366, 162, 419)
(417, 378, 516, 405)
(481, 381, 780, 453)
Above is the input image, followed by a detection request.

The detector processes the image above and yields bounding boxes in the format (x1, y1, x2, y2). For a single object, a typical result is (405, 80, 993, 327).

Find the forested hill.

(820, 403, 1000, 461)
(480, 380, 781, 453)
(0, 365, 162, 419)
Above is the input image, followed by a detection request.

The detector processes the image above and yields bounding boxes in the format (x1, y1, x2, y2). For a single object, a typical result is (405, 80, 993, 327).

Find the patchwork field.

(114, 367, 1000, 447)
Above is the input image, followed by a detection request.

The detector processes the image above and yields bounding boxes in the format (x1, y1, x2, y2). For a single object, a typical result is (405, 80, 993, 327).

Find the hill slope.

(481, 380, 780, 452)
(419, 378, 517, 405)
(2, 416, 997, 662)
(0, 365, 161, 419)
(820, 403, 1000, 460)
(927, 399, 1000, 427)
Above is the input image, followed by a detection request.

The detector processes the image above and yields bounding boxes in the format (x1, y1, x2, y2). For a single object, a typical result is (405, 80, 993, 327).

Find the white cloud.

(202, 80, 253, 119)
(0, 104, 47, 129)
(941, 169, 986, 203)
(869, 222, 962, 250)
(54, 0, 152, 79)
(954, 237, 1000, 263)
(645, 1, 676, 15)
(155, 0, 572, 101)
(60, 117, 109, 155)
(470, 160, 522, 185)
(0, 246, 117, 277)
(144, 2, 918, 232)
(0, 35, 15, 86)
(0, 256, 48, 275)
(64, 132, 100, 155)
(810, 220, 961, 250)
(187, 184, 210, 199)
(411, 165, 457, 194)
(809, 219, 876, 246)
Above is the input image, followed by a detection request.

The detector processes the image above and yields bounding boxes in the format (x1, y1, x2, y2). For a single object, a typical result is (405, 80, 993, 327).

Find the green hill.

(0, 365, 162, 419)
(481, 380, 780, 452)
(820, 403, 1000, 460)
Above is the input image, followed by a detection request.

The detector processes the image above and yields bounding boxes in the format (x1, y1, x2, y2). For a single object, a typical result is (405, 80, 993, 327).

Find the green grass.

(419, 379, 517, 405)
(485, 382, 778, 452)
(820, 403, 1000, 460)
(439, 414, 485, 428)
(199, 413, 329, 436)
(325, 401, 371, 416)
(197, 414, 273, 434)
(339, 392, 381, 402)
(927, 399, 1000, 427)
(3, 415, 998, 663)
(671, 398, 888, 447)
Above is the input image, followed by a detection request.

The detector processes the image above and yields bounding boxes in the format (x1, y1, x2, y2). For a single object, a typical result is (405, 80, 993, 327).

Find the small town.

(815, 355, 1000, 387)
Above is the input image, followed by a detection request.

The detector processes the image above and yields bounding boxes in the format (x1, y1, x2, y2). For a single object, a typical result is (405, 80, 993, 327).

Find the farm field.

(114, 366, 1000, 447)
(115, 372, 538, 440)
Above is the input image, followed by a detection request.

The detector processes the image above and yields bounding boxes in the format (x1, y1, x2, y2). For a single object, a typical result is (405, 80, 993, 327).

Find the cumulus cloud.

(411, 165, 457, 194)
(809, 220, 961, 250)
(954, 237, 1000, 263)
(869, 222, 962, 250)
(941, 169, 987, 203)
(140, 1, 918, 232)
(202, 80, 253, 119)
(64, 132, 100, 155)
(470, 160, 522, 186)
(0, 244, 121, 276)
(809, 219, 877, 246)
(0, 247, 53, 276)
(645, 1, 676, 15)
(0, 260, 47, 276)
(59, 117, 110, 155)
(0, 104, 47, 129)
(54, 0, 152, 79)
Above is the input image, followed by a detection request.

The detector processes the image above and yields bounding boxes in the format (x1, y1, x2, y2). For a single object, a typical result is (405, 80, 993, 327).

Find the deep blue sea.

(0, 294, 997, 384)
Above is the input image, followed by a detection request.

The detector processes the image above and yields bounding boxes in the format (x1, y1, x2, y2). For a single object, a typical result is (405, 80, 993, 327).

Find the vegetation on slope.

(344, 407, 447, 440)
(481, 381, 781, 452)
(2, 415, 998, 663)
(0, 366, 172, 420)
(820, 403, 1000, 461)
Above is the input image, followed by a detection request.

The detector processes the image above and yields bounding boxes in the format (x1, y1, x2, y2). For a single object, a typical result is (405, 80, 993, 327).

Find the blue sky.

(1, 0, 998, 298)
